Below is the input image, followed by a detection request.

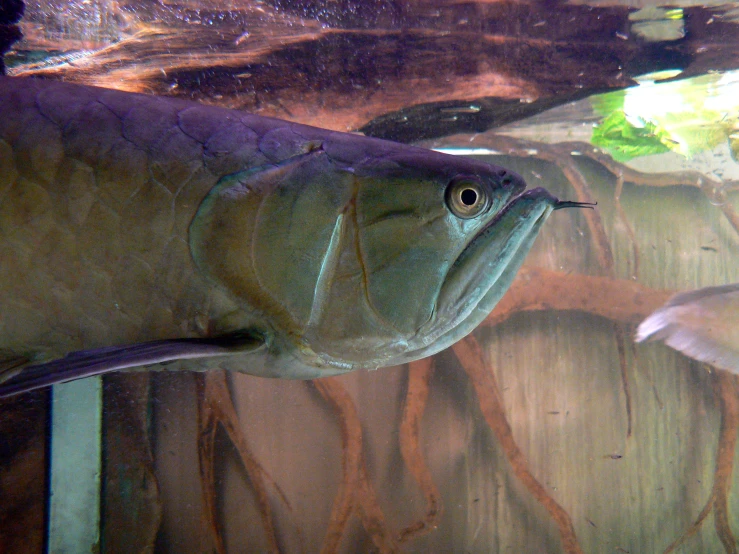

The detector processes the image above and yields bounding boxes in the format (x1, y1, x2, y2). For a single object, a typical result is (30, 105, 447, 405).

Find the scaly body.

(1, 77, 278, 373)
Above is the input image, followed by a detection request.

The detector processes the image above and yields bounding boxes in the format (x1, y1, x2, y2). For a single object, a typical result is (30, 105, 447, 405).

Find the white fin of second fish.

(636, 283, 739, 373)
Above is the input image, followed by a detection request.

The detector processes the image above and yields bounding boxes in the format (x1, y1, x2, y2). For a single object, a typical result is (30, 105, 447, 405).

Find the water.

(1, 1, 739, 553)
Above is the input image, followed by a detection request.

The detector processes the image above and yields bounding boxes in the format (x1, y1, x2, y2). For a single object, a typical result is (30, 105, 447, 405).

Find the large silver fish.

(636, 283, 739, 372)
(0, 77, 585, 396)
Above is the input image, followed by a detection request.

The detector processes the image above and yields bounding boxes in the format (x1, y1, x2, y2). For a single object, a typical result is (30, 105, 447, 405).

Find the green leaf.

(591, 111, 671, 162)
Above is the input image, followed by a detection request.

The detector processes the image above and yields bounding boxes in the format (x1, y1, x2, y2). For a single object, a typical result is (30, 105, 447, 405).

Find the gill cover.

(190, 147, 560, 370)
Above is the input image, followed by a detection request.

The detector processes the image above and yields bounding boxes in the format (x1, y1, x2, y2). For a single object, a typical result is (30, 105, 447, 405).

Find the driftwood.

(7, 0, 739, 140)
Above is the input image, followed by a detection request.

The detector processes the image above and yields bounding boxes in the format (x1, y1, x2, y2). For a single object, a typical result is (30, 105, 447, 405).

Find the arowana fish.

(636, 283, 739, 372)
(0, 76, 587, 397)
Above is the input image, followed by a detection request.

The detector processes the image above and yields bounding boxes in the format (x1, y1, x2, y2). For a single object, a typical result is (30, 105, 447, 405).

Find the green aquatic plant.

(591, 71, 739, 161)
(591, 108, 672, 162)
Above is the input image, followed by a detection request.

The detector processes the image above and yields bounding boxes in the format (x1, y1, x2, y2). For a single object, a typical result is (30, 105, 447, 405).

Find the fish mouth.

(438, 186, 593, 330)
(460, 186, 593, 273)
(445, 186, 593, 313)
(395, 187, 580, 364)
(457, 186, 561, 264)
(475, 187, 587, 241)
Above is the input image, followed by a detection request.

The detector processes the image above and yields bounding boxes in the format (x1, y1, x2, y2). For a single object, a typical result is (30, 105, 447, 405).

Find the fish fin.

(636, 284, 739, 373)
(0, 352, 32, 384)
(661, 328, 739, 373)
(0, 331, 265, 398)
(660, 282, 739, 309)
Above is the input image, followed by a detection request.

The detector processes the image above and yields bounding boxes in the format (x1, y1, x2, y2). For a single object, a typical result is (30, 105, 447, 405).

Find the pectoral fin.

(0, 331, 264, 398)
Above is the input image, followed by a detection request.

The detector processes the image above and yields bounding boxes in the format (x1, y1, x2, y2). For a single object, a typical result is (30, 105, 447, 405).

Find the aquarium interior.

(1, 0, 739, 553)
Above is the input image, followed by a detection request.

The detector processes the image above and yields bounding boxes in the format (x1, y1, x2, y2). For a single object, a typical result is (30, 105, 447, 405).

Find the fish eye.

(445, 178, 488, 219)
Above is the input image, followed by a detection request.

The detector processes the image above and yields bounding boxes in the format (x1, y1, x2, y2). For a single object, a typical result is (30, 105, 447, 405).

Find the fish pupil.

(460, 188, 478, 206)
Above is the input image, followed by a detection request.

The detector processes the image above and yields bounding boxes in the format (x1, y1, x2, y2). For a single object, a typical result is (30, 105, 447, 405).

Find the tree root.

(397, 358, 441, 543)
(102, 374, 162, 553)
(537, 143, 635, 439)
(713, 371, 739, 554)
(483, 266, 673, 328)
(663, 370, 739, 554)
(197, 371, 289, 554)
(191, 269, 674, 553)
(613, 169, 640, 281)
(453, 335, 583, 554)
(189, 268, 739, 554)
(431, 133, 643, 441)
(561, 140, 739, 236)
(313, 377, 399, 553)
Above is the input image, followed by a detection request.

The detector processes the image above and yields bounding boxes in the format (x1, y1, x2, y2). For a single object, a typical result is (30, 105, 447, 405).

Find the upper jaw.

(452, 186, 560, 274)
(481, 187, 561, 232)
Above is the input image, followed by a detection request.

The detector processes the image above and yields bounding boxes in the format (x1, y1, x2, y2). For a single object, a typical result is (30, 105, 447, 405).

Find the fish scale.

(0, 79, 247, 360)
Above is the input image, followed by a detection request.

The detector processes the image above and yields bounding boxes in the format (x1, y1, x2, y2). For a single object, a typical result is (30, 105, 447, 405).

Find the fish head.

(190, 138, 569, 372)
